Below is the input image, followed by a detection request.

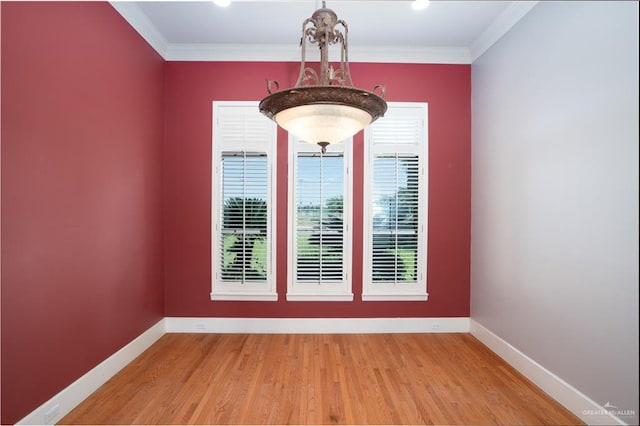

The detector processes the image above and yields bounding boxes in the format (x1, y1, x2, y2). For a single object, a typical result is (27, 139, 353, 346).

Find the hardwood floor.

(60, 333, 583, 425)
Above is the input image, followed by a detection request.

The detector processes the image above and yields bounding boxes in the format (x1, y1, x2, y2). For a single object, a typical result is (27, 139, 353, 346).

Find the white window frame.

(287, 136, 354, 301)
(211, 101, 277, 301)
(362, 102, 429, 301)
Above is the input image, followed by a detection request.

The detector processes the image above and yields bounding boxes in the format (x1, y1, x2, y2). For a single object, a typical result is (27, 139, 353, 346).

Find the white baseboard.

(470, 319, 626, 426)
(16, 316, 470, 424)
(17, 319, 166, 425)
(164, 316, 470, 334)
(22, 317, 622, 425)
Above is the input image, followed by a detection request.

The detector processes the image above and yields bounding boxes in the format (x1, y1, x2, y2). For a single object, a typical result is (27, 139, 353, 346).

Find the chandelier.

(259, 1, 387, 153)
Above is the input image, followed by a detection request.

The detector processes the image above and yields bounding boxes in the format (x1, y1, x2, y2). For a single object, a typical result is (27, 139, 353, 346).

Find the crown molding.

(110, 1, 168, 58)
(165, 43, 472, 64)
(111, 1, 535, 65)
(109, 2, 470, 64)
(470, 1, 538, 62)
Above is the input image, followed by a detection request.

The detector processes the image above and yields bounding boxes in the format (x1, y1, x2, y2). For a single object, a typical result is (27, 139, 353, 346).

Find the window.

(211, 102, 277, 301)
(287, 137, 353, 301)
(363, 103, 428, 301)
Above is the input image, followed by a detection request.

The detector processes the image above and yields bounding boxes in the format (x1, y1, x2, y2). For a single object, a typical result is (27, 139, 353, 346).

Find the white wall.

(471, 1, 638, 424)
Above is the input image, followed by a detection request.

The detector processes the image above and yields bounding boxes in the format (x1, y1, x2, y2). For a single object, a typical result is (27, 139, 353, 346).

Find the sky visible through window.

(297, 155, 343, 209)
(220, 152, 411, 212)
(294, 154, 411, 213)
(221, 154, 267, 200)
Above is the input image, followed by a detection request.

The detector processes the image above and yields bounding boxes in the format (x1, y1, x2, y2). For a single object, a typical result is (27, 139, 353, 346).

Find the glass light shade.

(259, 4, 387, 152)
(275, 104, 372, 144)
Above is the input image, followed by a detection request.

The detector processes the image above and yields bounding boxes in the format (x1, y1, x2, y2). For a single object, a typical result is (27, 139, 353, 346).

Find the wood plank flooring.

(59, 333, 583, 425)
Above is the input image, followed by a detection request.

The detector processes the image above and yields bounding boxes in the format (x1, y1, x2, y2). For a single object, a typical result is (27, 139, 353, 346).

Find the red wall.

(1, 4, 471, 421)
(164, 61, 471, 317)
(1, 2, 165, 423)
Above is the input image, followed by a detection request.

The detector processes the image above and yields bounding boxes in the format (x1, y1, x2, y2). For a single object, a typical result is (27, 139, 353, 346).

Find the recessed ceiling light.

(412, 0, 430, 11)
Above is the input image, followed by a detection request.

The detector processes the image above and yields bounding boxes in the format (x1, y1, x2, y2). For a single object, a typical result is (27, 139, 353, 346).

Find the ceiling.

(111, 0, 538, 63)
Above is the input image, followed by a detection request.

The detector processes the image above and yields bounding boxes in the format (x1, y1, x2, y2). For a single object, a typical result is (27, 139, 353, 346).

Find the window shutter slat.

(220, 152, 268, 283)
(371, 154, 420, 283)
(295, 152, 345, 283)
(218, 112, 273, 147)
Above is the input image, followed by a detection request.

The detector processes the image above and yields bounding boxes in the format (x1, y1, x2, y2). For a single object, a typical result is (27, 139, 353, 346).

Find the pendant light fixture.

(259, 1, 387, 153)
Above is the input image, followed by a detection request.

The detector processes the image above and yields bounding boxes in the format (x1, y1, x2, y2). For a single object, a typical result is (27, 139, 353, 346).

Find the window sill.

(361, 293, 429, 301)
(210, 292, 278, 302)
(286, 292, 354, 302)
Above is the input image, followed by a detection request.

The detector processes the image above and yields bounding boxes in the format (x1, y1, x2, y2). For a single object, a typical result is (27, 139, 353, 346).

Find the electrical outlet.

(431, 322, 441, 331)
(44, 404, 60, 424)
(195, 323, 206, 331)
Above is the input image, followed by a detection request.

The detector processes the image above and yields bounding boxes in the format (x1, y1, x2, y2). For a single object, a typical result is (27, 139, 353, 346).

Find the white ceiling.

(111, 0, 538, 63)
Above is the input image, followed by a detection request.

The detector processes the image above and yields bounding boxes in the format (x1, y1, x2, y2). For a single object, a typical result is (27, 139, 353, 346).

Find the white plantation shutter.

(211, 102, 277, 301)
(370, 116, 424, 146)
(371, 155, 420, 283)
(220, 152, 268, 282)
(363, 103, 428, 301)
(295, 153, 344, 282)
(288, 139, 353, 301)
(217, 105, 274, 150)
